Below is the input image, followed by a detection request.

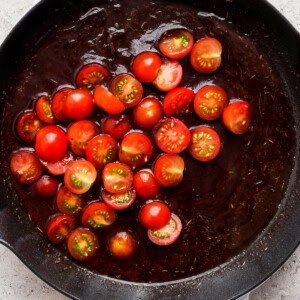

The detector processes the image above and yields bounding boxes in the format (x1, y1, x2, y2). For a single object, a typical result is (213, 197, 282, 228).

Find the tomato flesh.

(52, 88, 72, 121)
(101, 188, 136, 211)
(108, 231, 136, 259)
(133, 169, 160, 199)
(40, 151, 74, 175)
(35, 95, 56, 124)
(34, 175, 59, 199)
(101, 115, 131, 141)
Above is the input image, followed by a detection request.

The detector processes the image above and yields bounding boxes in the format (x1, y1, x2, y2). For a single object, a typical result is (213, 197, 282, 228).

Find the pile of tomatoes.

(10, 29, 252, 262)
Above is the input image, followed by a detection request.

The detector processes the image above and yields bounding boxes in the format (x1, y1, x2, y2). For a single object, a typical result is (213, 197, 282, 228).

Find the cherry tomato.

(153, 118, 190, 154)
(10, 150, 42, 184)
(35, 125, 67, 162)
(133, 169, 160, 199)
(47, 214, 76, 244)
(86, 135, 118, 169)
(139, 201, 171, 230)
(153, 154, 184, 187)
(133, 97, 164, 129)
(159, 29, 194, 60)
(108, 231, 136, 259)
(132, 52, 162, 82)
(94, 85, 125, 115)
(163, 87, 195, 117)
(101, 188, 136, 210)
(15, 111, 42, 144)
(40, 151, 74, 175)
(190, 37, 222, 73)
(63, 89, 94, 120)
(34, 175, 59, 199)
(110, 74, 143, 108)
(76, 63, 110, 89)
(223, 101, 252, 135)
(148, 213, 182, 246)
(52, 88, 72, 121)
(119, 132, 153, 169)
(67, 120, 99, 156)
(81, 202, 116, 228)
(102, 162, 133, 194)
(56, 186, 84, 215)
(64, 160, 97, 194)
(101, 115, 131, 141)
(188, 126, 221, 162)
(35, 95, 56, 124)
(67, 227, 99, 261)
(194, 85, 228, 120)
(152, 58, 182, 92)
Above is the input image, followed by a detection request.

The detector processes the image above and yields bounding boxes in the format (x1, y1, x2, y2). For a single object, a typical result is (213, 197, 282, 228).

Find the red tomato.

(35, 125, 67, 162)
(16, 111, 42, 144)
(52, 88, 72, 121)
(108, 231, 136, 259)
(67, 227, 99, 261)
(153, 118, 191, 154)
(81, 202, 116, 228)
(34, 175, 59, 199)
(139, 201, 171, 230)
(47, 214, 76, 244)
(67, 120, 99, 156)
(63, 89, 94, 120)
(101, 115, 131, 141)
(102, 162, 133, 194)
(133, 169, 160, 199)
(94, 85, 125, 115)
(153, 154, 185, 187)
(133, 97, 164, 129)
(152, 58, 182, 92)
(101, 188, 136, 210)
(148, 213, 182, 246)
(56, 186, 84, 215)
(159, 29, 194, 59)
(110, 74, 143, 108)
(190, 37, 222, 73)
(188, 126, 221, 162)
(119, 132, 153, 169)
(76, 63, 110, 89)
(10, 150, 42, 184)
(86, 135, 118, 168)
(132, 52, 162, 82)
(163, 87, 195, 117)
(40, 151, 74, 175)
(35, 95, 56, 124)
(64, 160, 97, 194)
(223, 101, 252, 135)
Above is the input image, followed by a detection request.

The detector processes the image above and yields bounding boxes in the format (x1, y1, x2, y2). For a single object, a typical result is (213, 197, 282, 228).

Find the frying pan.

(0, 0, 299, 299)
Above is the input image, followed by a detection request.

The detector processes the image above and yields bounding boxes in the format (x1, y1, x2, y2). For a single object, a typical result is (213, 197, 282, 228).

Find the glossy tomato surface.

(101, 188, 136, 210)
(101, 115, 131, 141)
(108, 231, 136, 259)
(52, 88, 72, 121)
(34, 175, 59, 199)
(40, 151, 74, 175)
(133, 169, 160, 199)
(35, 95, 56, 124)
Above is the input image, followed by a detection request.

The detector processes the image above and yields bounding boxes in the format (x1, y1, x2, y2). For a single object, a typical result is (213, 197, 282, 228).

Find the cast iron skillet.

(0, 0, 299, 299)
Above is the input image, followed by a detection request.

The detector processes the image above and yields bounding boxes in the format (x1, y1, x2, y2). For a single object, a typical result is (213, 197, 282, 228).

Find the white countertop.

(0, 0, 299, 299)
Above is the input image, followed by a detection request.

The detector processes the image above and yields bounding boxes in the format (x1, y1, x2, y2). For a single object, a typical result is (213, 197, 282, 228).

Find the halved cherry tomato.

(152, 58, 182, 92)
(110, 74, 143, 108)
(108, 231, 136, 259)
(139, 201, 171, 230)
(132, 52, 162, 82)
(102, 162, 133, 194)
(148, 213, 182, 246)
(101, 187, 136, 210)
(10, 150, 43, 184)
(15, 111, 42, 144)
(94, 85, 125, 115)
(223, 101, 252, 135)
(34, 175, 59, 199)
(52, 88, 73, 121)
(159, 29, 194, 60)
(56, 186, 84, 215)
(133, 169, 160, 199)
(67, 120, 99, 156)
(81, 202, 116, 228)
(40, 151, 74, 175)
(188, 126, 221, 162)
(190, 37, 222, 73)
(119, 132, 153, 169)
(76, 63, 110, 89)
(64, 160, 97, 194)
(86, 135, 118, 168)
(133, 97, 164, 129)
(35, 95, 56, 124)
(163, 87, 195, 117)
(153, 154, 184, 187)
(35, 125, 67, 162)
(63, 89, 94, 120)
(101, 115, 131, 141)
(67, 227, 99, 261)
(153, 118, 190, 154)
(47, 214, 76, 244)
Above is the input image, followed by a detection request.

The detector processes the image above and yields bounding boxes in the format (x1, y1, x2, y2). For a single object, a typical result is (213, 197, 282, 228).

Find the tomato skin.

(139, 201, 171, 230)
(40, 151, 74, 175)
(34, 175, 59, 199)
(133, 169, 160, 199)
(133, 97, 164, 129)
(35, 125, 68, 162)
(56, 186, 84, 215)
(63, 89, 94, 120)
(101, 115, 131, 141)
(108, 231, 136, 259)
(223, 101, 252, 135)
(35, 95, 56, 124)
(52, 88, 72, 121)
(101, 188, 136, 211)
(132, 52, 162, 82)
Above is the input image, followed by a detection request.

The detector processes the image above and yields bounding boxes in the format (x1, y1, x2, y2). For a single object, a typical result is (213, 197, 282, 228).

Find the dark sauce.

(1, 0, 296, 282)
